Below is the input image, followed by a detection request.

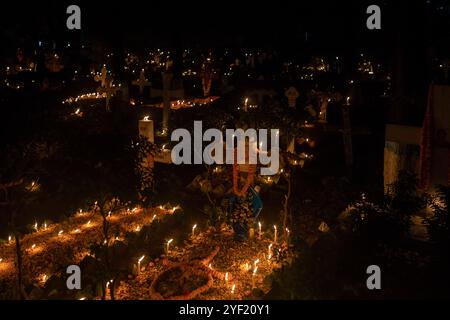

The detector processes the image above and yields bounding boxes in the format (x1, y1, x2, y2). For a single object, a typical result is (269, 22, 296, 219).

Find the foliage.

(426, 185, 450, 245)
(341, 171, 427, 240)
(384, 171, 427, 232)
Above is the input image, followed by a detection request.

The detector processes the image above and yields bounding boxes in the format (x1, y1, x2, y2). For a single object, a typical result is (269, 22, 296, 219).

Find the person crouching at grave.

(229, 141, 262, 241)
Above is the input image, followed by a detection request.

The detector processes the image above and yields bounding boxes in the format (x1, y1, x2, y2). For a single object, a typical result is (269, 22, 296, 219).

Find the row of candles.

(1, 205, 176, 272)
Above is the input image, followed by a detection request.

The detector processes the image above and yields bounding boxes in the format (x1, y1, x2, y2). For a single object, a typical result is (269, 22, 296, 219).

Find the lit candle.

(152, 214, 157, 222)
(268, 243, 273, 260)
(31, 244, 36, 249)
(34, 222, 38, 231)
(192, 224, 197, 237)
(166, 239, 173, 255)
(244, 97, 249, 112)
(86, 220, 91, 226)
(8, 235, 12, 242)
(225, 272, 229, 282)
(231, 283, 236, 294)
(43, 223, 47, 231)
(137, 255, 145, 274)
(274, 225, 277, 243)
(258, 222, 262, 239)
(252, 266, 258, 288)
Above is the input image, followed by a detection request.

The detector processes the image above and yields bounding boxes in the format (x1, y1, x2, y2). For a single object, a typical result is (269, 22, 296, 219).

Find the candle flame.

(231, 283, 236, 294)
(253, 266, 258, 275)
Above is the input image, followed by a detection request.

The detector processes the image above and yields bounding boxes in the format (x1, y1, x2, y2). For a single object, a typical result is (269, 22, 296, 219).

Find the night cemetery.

(0, 0, 450, 306)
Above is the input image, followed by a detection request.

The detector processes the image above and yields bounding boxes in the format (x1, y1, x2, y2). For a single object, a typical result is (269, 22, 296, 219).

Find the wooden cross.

(97, 79, 119, 112)
(132, 69, 152, 96)
(94, 65, 108, 88)
(150, 72, 184, 135)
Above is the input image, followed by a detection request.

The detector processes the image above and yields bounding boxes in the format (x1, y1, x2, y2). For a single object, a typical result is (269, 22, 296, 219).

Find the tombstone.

(132, 69, 152, 98)
(285, 86, 299, 108)
(138, 116, 171, 164)
(150, 72, 184, 135)
(384, 124, 421, 192)
(137, 117, 155, 180)
(139, 116, 155, 143)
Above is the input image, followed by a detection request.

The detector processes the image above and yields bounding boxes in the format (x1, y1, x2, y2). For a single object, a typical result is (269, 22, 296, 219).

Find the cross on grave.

(132, 69, 152, 97)
(97, 78, 120, 112)
(285, 86, 299, 108)
(94, 65, 108, 88)
(150, 72, 184, 136)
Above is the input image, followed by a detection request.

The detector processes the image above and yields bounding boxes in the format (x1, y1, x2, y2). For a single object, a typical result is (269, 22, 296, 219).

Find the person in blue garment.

(229, 144, 263, 241)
